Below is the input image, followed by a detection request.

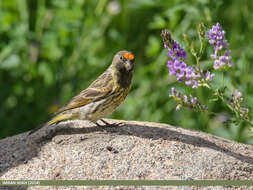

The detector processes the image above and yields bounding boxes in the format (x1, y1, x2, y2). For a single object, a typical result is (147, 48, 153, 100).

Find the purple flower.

(171, 87, 177, 96)
(176, 104, 181, 111)
(171, 41, 188, 60)
(207, 23, 228, 50)
(161, 29, 214, 88)
(205, 71, 214, 81)
(170, 88, 207, 111)
(232, 89, 243, 103)
(207, 23, 233, 69)
(183, 95, 188, 103)
(161, 30, 203, 88)
(190, 95, 198, 105)
(231, 90, 249, 119)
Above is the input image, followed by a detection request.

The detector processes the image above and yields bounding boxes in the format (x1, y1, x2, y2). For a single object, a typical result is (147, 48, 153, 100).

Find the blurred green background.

(1, 0, 253, 144)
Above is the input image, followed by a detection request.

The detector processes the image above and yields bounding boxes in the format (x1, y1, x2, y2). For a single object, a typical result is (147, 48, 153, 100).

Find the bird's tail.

(28, 113, 72, 135)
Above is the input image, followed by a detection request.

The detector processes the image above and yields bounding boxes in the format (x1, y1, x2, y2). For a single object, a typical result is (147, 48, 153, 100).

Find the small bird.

(29, 50, 135, 135)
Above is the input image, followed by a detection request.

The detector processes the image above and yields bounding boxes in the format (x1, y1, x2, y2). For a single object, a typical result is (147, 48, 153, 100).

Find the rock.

(0, 119, 253, 189)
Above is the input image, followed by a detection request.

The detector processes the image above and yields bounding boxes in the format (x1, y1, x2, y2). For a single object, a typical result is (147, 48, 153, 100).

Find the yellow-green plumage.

(29, 50, 135, 135)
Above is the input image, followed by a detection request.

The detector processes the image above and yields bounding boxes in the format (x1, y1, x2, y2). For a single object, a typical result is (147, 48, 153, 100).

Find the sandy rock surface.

(0, 119, 253, 189)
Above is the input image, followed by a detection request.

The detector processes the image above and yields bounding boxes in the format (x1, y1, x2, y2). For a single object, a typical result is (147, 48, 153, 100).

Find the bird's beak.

(125, 60, 134, 72)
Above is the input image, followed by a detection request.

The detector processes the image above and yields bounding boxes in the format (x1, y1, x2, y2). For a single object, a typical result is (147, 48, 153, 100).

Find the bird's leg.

(91, 119, 123, 127)
(99, 119, 123, 127)
(99, 119, 110, 125)
(95, 121, 103, 127)
(89, 120, 103, 127)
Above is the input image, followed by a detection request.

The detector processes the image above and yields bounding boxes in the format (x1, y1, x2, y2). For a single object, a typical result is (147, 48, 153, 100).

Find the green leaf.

(0, 54, 20, 69)
(38, 62, 54, 86)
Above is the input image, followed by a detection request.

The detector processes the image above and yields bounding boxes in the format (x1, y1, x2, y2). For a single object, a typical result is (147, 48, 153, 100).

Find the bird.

(29, 50, 135, 135)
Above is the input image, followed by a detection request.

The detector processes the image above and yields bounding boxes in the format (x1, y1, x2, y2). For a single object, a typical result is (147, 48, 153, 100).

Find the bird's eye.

(120, 56, 126, 62)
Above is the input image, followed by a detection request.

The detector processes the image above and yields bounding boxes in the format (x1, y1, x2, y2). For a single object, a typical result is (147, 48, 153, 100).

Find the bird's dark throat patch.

(116, 64, 133, 88)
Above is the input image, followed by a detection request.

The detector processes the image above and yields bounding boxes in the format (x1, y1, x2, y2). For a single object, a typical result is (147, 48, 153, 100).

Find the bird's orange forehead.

(123, 52, 134, 60)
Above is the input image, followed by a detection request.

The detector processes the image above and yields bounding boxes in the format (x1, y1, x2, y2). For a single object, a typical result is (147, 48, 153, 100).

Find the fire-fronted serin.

(29, 50, 135, 135)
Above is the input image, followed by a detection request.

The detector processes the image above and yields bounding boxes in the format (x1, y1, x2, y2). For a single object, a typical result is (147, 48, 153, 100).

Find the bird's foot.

(96, 119, 123, 127)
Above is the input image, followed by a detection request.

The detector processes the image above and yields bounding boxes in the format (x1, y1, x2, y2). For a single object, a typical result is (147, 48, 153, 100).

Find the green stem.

(222, 72, 224, 88)
(199, 40, 204, 56)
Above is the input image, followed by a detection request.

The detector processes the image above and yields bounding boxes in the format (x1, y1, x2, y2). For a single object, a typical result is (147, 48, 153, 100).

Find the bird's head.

(113, 50, 135, 73)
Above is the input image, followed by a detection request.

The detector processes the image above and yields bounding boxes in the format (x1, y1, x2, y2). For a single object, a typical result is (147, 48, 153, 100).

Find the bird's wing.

(55, 71, 114, 114)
